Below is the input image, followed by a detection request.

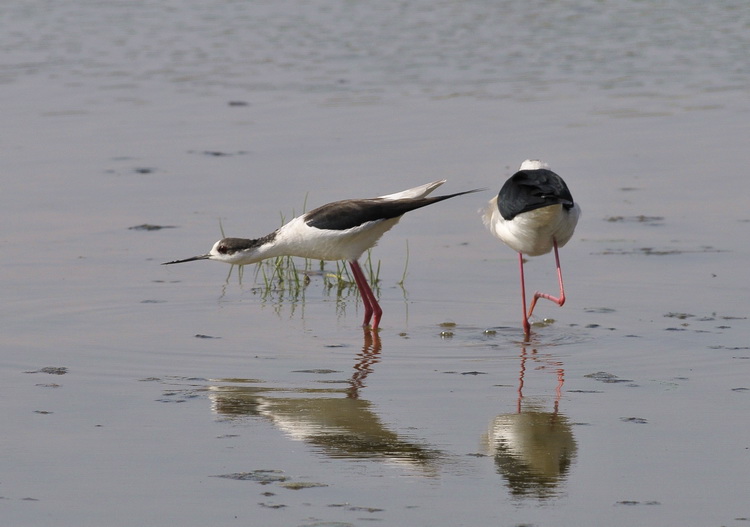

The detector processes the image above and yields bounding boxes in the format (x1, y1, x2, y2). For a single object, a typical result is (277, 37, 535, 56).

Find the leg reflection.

(347, 328, 382, 399)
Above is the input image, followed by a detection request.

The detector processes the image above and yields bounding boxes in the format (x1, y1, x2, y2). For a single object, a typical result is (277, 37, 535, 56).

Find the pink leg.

(527, 239, 566, 321)
(518, 253, 531, 336)
(349, 261, 373, 325)
(349, 260, 383, 329)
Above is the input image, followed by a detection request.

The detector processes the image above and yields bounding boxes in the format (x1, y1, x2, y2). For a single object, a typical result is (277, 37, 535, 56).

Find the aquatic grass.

(398, 240, 409, 286)
(365, 249, 381, 286)
(253, 248, 386, 303)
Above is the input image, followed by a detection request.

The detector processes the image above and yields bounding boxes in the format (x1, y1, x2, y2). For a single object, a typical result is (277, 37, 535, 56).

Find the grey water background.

(2, 1, 749, 526)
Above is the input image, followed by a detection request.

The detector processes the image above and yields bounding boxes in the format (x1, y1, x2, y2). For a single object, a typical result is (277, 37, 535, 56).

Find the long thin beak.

(162, 254, 210, 265)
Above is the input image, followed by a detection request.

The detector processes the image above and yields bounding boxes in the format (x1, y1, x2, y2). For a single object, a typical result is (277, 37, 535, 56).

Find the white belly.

(277, 216, 403, 262)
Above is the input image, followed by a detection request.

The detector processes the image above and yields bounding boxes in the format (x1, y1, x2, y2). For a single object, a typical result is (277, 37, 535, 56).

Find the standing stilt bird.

(164, 180, 481, 330)
(482, 160, 581, 336)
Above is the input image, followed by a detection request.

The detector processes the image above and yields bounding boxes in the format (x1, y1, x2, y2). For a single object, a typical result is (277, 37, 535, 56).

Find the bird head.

(519, 159, 551, 171)
(163, 237, 263, 266)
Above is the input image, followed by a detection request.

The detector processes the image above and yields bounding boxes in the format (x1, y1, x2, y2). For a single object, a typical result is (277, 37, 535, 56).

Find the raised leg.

(527, 239, 566, 321)
(349, 260, 383, 329)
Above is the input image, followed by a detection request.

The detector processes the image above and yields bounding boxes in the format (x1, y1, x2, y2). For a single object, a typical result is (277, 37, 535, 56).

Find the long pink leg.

(349, 261, 373, 325)
(518, 252, 531, 336)
(349, 260, 383, 329)
(527, 239, 566, 321)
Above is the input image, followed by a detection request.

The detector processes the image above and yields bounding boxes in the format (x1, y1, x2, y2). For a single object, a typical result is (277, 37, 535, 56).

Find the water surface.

(2, 1, 749, 526)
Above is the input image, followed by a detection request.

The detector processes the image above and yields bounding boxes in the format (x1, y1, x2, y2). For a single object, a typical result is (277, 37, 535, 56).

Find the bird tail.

(425, 187, 486, 206)
(368, 187, 486, 223)
(378, 179, 447, 200)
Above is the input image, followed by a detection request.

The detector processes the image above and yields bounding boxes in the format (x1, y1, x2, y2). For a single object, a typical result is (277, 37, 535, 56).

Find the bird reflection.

(208, 329, 442, 473)
(483, 347, 577, 499)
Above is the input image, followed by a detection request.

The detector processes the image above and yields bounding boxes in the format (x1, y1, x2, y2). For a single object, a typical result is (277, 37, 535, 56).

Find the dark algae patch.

(212, 470, 288, 484)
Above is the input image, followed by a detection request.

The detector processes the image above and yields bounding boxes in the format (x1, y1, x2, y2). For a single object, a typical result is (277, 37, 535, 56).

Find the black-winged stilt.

(164, 180, 481, 329)
(482, 160, 580, 336)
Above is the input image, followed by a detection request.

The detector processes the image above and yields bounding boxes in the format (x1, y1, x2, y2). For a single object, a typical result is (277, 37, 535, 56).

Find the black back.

(497, 168, 575, 221)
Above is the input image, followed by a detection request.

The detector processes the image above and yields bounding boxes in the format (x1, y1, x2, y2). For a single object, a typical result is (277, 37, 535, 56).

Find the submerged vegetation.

(221, 247, 385, 302)
(263, 249, 380, 297)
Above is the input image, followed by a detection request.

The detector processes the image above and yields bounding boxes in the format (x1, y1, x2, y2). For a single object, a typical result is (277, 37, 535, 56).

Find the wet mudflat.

(2, 1, 749, 526)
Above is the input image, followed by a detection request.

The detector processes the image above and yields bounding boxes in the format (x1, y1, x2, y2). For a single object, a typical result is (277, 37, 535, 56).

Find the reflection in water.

(483, 347, 577, 499)
(208, 330, 442, 473)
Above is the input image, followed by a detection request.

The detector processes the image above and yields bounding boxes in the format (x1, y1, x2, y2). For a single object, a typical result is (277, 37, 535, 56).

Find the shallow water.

(2, 1, 750, 526)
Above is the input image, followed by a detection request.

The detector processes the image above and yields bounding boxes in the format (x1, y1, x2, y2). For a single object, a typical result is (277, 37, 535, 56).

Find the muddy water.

(2, 1, 749, 526)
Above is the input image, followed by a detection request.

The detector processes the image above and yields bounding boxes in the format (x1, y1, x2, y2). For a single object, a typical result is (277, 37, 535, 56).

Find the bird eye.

(217, 244, 228, 254)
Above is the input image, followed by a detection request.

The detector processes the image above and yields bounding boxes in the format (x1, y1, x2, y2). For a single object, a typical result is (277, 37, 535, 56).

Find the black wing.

(305, 190, 481, 231)
(497, 169, 575, 221)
